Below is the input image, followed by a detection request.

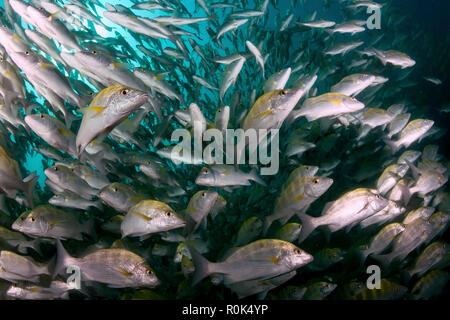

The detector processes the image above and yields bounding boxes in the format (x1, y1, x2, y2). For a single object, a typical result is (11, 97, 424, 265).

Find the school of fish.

(0, 0, 448, 300)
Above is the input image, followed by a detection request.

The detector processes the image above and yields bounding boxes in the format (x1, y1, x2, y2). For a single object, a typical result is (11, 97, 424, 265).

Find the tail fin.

(401, 269, 413, 283)
(402, 184, 413, 206)
(26, 239, 43, 256)
(262, 215, 274, 236)
(23, 172, 38, 209)
(17, 116, 31, 135)
(249, 168, 267, 186)
(45, 254, 57, 276)
(83, 219, 97, 242)
(145, 100, 163, 123)
(394, 178, 411, 206)
(383, 137, 400, 153)
(296, 212, 318, 243)
(404, 159, 421, 180)
(54, 239, 77, 278)
(64, 111, 77, 131)
(78, 95, 93, 109)
(84, 151, 107, 175)
(183, 214, 197, 237)
(371, 253, 392, 270)
(285, 110, 302, 127)
(23, 102, 35, 116)
(279, 210, 298, 226)
(187, 244, 213, 286)
(357, 246, 370, 265)
(93, 200, 104, 211)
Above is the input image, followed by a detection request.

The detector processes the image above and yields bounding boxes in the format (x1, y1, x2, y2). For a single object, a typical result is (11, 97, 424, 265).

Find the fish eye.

(30, 216, 36, 222)
(53, 166, 58, 171)
(202, 168, 209, 174)
(218, 108, 221, 113)
(294, 248, 301, 254)
(280, 90, 287, 96)
(375, 194, 380, 199)
(313, 178, 319, 184)
(88, 92, 94, 96)
(91, 50, 97, 55)
(166, 211, 173, 217)
(113, 187, 118, 192)
(40, 114, 44, 118)
(146, 269, 153, 275)
(25, 51, 30, 55)
(201, 192, 206, 197)
(120, 89, 129, 95)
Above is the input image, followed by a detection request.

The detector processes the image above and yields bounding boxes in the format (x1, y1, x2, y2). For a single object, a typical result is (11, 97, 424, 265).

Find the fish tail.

(145, 100, 163, 122)
(64, 111, 77, 131)
(249, 168, 267, 186)
(84, 151, 107, 174)
(23, 101, 35, 116)
(183, 214, 197, 237)
(404, 159, 420, 180)
(262, 215, 274, 236)
(134, 139, 147, 151)
(401, 269, 413, 283)
(296, 212, 318, 243)
(285, 109, 302, 127)
(54, 239, 76, 279)
(76, 142, 86, 159)
(358, 248, 370, 264)
(23, 172, 38, 209)
(19, 118, 30, 135)
(94, 200, 104, 211)
(371, 253, 392, 270)
(403, 185, 413, 206)
(278, 214, 293, 227)
(382, 137, 400, 153)
(187, 244, 214, 286)
(28, 239, 43, 256)
(78, 95, 93, 109)
(84, 219, 97, 241)
(71, 93, 83, 109)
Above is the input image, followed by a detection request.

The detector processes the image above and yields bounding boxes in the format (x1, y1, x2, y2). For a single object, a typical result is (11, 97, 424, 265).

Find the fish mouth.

(137, 93, 150, 105)
(194, 177, 205, 185)
(140, 92, 150, 100)
(304, 254, 314, 264)
(176, 221, 187, 229)
(150, 277, 161, 287)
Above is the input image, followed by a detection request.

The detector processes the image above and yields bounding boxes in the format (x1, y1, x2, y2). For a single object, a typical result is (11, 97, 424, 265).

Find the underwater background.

(0, 0, 449, 300)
